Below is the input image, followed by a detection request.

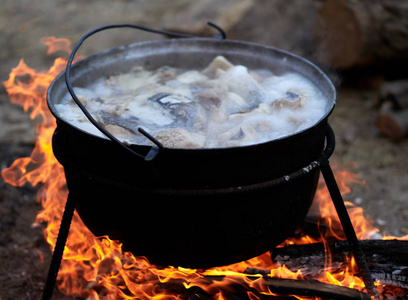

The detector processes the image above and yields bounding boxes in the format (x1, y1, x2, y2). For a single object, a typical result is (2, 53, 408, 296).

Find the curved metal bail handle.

(65, 22, 226, 161)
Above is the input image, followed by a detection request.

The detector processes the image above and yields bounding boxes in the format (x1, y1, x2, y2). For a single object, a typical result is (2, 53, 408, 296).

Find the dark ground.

(1, 1, 407, 299)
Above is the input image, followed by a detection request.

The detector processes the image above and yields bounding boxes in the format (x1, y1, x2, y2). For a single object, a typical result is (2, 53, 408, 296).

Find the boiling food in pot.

(56, 56, 327, 148)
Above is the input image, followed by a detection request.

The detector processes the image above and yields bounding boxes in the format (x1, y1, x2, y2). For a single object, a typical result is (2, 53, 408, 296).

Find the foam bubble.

(57, 56, 328, 148)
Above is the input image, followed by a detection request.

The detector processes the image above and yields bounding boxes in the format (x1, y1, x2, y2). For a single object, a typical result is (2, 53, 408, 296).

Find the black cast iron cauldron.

(47, 35, 336, 268)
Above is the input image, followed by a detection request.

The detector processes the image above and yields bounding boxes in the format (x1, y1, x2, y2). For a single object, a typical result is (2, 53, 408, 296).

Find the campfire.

(2, 36, 408, 300)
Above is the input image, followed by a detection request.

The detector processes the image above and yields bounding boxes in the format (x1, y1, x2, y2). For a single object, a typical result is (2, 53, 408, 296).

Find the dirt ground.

(1, 1, 407, 299)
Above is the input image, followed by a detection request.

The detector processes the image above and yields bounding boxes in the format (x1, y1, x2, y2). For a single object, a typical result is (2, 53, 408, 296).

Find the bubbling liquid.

(56, 56, 328, 148)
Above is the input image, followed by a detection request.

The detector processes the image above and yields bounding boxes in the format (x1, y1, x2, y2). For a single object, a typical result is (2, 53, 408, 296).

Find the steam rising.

(56, 56, 327, 148)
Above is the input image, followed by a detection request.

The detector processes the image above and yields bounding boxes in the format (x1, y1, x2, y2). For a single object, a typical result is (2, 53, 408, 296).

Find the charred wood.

(271, 240, 408, 289)
(143, 275, 371, 300)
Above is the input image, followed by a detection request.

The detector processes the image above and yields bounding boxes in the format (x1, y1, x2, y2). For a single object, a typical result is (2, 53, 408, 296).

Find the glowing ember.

(2, 37, 407, 299)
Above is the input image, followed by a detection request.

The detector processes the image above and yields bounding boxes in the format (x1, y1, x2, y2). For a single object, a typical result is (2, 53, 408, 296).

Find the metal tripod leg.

(39, 124, 379, 299)
(320, 160, 379, 299)
(41, 193, 76, 300)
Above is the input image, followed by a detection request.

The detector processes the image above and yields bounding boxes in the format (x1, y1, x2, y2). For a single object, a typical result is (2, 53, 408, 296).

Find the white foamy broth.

(56, 56, 327, 148)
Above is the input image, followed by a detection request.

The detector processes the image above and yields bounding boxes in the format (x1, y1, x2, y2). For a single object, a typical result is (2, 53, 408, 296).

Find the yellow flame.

(3, 36, 406, 299)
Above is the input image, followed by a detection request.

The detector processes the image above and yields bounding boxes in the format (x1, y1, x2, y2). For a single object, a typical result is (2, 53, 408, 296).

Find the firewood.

(379, 80, 408, 110)
(376, 102, 408, 139)
(139, 274, 371, 300)
(316, 0, 408, 69)
(271, 240, 408, 288)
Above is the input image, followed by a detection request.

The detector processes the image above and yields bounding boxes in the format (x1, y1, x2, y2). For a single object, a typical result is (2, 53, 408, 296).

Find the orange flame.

(2, 37, 406, 299)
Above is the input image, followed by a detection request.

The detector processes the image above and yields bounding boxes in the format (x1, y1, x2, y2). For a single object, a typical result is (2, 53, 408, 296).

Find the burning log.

(316, 0, 408, 69)
(131, 275, 371, 300)
(271, 240, 408, 289)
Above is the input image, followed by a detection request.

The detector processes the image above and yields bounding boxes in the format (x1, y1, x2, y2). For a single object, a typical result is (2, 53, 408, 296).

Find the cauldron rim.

(47, 37, 336, 152)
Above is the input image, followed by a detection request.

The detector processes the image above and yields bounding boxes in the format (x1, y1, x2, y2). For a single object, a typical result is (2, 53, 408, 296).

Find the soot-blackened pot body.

(47, 38, 336, 268)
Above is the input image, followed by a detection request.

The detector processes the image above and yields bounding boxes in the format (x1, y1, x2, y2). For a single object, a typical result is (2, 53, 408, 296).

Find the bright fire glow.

(2, 37, 407, 299)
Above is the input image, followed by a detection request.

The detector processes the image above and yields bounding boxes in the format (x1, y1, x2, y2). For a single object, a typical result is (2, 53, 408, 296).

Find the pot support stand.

(41, 125, 379, 299)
